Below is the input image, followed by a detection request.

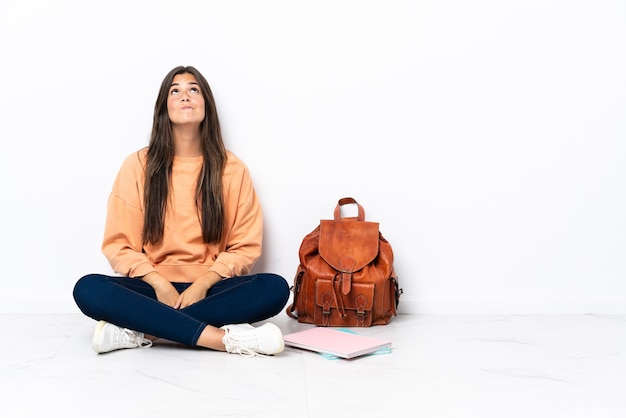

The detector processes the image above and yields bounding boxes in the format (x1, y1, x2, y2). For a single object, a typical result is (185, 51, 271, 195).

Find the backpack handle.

(333, 197, 365, 221)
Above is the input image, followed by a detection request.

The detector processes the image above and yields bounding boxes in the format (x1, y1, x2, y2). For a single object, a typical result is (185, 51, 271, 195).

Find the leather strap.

(339, 256, 355, 295)
(285, 270, 304, 319)
(331, 273, 347, 319)
(355, 294, 368, 327)
(333, 197, 365, 221)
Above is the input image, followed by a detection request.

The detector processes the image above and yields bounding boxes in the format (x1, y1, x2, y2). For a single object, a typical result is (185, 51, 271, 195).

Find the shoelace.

(230, 346, 262, 358)
(121, 328, 153, 348)
(223, 332, 268, 358)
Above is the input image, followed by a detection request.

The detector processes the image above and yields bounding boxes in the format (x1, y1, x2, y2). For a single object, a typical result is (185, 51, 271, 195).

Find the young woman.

(73, 66, 290, 356)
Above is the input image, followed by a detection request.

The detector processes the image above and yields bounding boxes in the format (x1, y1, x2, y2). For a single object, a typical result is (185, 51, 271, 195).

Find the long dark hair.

(143, 66, 226, 245)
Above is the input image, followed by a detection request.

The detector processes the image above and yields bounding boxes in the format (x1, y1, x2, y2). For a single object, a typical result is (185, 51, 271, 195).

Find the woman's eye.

(170, 88, 180, 95)
(190, 87, 200, 94)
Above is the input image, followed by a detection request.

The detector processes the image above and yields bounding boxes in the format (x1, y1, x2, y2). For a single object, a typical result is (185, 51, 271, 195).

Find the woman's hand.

(142, 271, 180, 307)
(175, 271, 223, 309)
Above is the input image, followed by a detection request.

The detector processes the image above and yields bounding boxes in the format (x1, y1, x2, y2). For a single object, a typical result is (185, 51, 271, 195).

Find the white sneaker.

(221, 323, 284, 357)
(92, 320, 153, 354)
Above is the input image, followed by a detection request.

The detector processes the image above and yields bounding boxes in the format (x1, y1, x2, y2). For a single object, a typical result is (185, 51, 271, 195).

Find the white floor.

(1, 313, 625, 417)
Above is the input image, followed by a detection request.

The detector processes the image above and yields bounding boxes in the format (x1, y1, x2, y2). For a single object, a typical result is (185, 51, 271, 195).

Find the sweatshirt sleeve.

(101, 150, 156, 278)
(209, 156, 263, 278)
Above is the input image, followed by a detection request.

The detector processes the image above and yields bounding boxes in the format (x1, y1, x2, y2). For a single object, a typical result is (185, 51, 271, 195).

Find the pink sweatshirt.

(102, 148, 263, 282)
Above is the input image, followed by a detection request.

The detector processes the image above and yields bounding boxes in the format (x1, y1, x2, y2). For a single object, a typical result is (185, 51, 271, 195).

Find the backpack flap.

(318, 219, 380, 295)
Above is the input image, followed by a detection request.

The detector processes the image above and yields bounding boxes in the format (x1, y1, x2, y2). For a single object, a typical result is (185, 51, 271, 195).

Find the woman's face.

(167, 73, 206, 127)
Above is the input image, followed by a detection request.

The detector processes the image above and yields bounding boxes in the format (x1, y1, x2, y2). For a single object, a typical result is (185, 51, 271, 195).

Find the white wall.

(1, 0, 625, 314)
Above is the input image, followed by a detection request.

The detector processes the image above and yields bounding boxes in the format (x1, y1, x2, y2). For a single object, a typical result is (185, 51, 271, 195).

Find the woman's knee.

(74, 274, 100, 299)
(258, 273, 290, 307)
(73, 274, 108, 316)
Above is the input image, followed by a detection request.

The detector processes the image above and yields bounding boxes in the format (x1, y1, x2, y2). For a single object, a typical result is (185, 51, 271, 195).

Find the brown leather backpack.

(286, 197, 402, 326)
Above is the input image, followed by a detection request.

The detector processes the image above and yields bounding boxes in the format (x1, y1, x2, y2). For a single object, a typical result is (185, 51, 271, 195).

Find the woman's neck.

(172, 125, 202, 157)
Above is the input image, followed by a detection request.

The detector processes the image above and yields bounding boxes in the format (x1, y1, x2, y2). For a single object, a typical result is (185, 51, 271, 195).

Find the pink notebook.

(283, 327, 392, 359)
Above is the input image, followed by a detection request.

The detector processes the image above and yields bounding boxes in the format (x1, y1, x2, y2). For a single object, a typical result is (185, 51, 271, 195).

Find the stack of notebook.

(283, 327, 392, 359)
